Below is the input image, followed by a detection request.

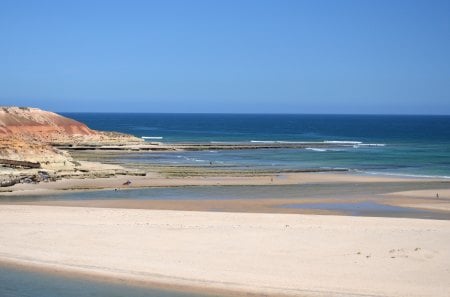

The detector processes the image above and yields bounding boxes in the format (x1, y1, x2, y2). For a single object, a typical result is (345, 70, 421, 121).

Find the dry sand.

(1, 205, 449, 297)
(384, 189, 450, 212)
(387, 189, 450, 200)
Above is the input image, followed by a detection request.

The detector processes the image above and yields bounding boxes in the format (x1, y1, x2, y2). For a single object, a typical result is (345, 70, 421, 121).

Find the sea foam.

(141, 136, 163, 140)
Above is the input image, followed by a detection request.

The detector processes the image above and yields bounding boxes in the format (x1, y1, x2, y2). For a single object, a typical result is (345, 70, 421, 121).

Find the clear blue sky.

(0, 0, 449, 114)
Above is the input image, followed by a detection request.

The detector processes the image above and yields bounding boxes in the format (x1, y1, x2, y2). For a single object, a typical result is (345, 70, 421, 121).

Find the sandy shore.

(0, 205, 449, 297)
(2, 171, 449, 219)
(2, 171, 448, 196)
(385, 189, 450, 212)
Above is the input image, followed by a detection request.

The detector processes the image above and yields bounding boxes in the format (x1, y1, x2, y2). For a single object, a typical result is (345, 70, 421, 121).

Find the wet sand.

(1, 173, 449, 296)
(7, 196, 450, 220)
(2, 172, 449, 219)
(2, 171, 449, 196)
(0, 205, 449, 297)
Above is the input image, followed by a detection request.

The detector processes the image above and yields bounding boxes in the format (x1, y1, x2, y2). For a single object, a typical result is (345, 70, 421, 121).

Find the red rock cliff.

(0, 106, 141, 164)
(0, 107, 96, 137)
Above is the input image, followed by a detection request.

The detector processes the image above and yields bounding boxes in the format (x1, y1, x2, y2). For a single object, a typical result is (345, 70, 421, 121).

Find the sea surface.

(64, 113, 450, 178)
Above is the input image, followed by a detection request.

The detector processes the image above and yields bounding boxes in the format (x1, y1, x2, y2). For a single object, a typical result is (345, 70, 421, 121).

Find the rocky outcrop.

(0, 107, 146, 187)
(0, 106, 142, 167)
(0, 107, 142, 145)
(0, 135, 73, 165)
(0, 106, 95, 137)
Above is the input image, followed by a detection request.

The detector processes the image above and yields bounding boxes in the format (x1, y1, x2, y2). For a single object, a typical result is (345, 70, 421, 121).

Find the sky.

(0, 0, 449, 114)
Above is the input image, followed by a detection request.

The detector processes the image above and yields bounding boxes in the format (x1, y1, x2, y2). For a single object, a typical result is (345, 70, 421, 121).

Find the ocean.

(64, 113, 450, 178)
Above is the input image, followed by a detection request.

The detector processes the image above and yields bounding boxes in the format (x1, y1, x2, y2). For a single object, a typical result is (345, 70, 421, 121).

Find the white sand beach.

(0, 205, 449, 297)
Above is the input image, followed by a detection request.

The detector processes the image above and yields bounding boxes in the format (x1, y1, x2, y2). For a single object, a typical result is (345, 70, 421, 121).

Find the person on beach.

(436, 193, 439, 199)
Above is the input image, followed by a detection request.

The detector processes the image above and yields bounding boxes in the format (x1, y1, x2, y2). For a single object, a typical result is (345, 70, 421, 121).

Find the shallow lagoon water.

(2, 182, 448, 202)
(0, 266, 215, 297)
(2, 183, 449, 219)
(280, 201, 446, 219)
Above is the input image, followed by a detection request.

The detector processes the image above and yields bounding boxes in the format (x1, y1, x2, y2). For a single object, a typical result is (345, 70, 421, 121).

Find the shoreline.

(55, 140, 385, 152)
(1, 205, 449, 297)
(2, 171, 449, 220)
(0, 259, 257, 297)
(2, 171, 449, 196)
(11, 196, 449, 220)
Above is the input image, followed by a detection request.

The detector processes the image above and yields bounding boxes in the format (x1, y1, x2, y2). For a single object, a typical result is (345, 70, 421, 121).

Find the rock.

(0, 106, 145, 185)
(0, 106, 142, 166)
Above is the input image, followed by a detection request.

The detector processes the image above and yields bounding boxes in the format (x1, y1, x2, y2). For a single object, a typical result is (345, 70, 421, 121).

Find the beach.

(2, 171, 449, 219)
(1, 172, 450, 296)
(2, 0, 450, 295)
(1, 112, 450, 296)
(0, 204, 449, 297)
(2, 145, 450, 297)
(2, 170, 449, 194)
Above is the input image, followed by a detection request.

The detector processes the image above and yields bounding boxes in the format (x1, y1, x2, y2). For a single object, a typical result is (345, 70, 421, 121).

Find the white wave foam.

(141, 136, 163, 140)
(306, 147, 353, 152)
(250, 140, 276, 144)
(277, 141, 319, 144)
(357, 143, 386, 147)
(252, 140, 327, 144)
(324, 140, 362, 145)
(213, 140, 386, 147)
(305, 148, 327, 152)
(251, 140, 384, 146)
(360, 171, 450, 179)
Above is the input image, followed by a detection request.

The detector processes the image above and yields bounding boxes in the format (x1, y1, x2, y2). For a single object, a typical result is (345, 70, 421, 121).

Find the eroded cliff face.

(0, 107, 95, 137)
(0, 107, 146, 187)
(0, 107, 141, 165)
(0, 136, 71, 165)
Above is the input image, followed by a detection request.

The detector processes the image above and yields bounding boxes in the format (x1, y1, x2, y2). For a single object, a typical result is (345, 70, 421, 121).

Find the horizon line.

(57, 111, 450, 116)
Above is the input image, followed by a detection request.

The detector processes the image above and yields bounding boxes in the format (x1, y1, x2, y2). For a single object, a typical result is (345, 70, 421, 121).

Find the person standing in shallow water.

(436, 193, 439, 199)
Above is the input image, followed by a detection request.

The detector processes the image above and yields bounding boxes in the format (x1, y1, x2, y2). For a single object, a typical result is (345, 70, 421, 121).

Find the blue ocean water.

(64, 113, 450, 177)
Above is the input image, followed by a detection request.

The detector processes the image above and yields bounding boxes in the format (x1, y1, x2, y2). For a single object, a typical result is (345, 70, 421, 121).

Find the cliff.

(0, 106, 142, 165)
(0, 107, 95, 136)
